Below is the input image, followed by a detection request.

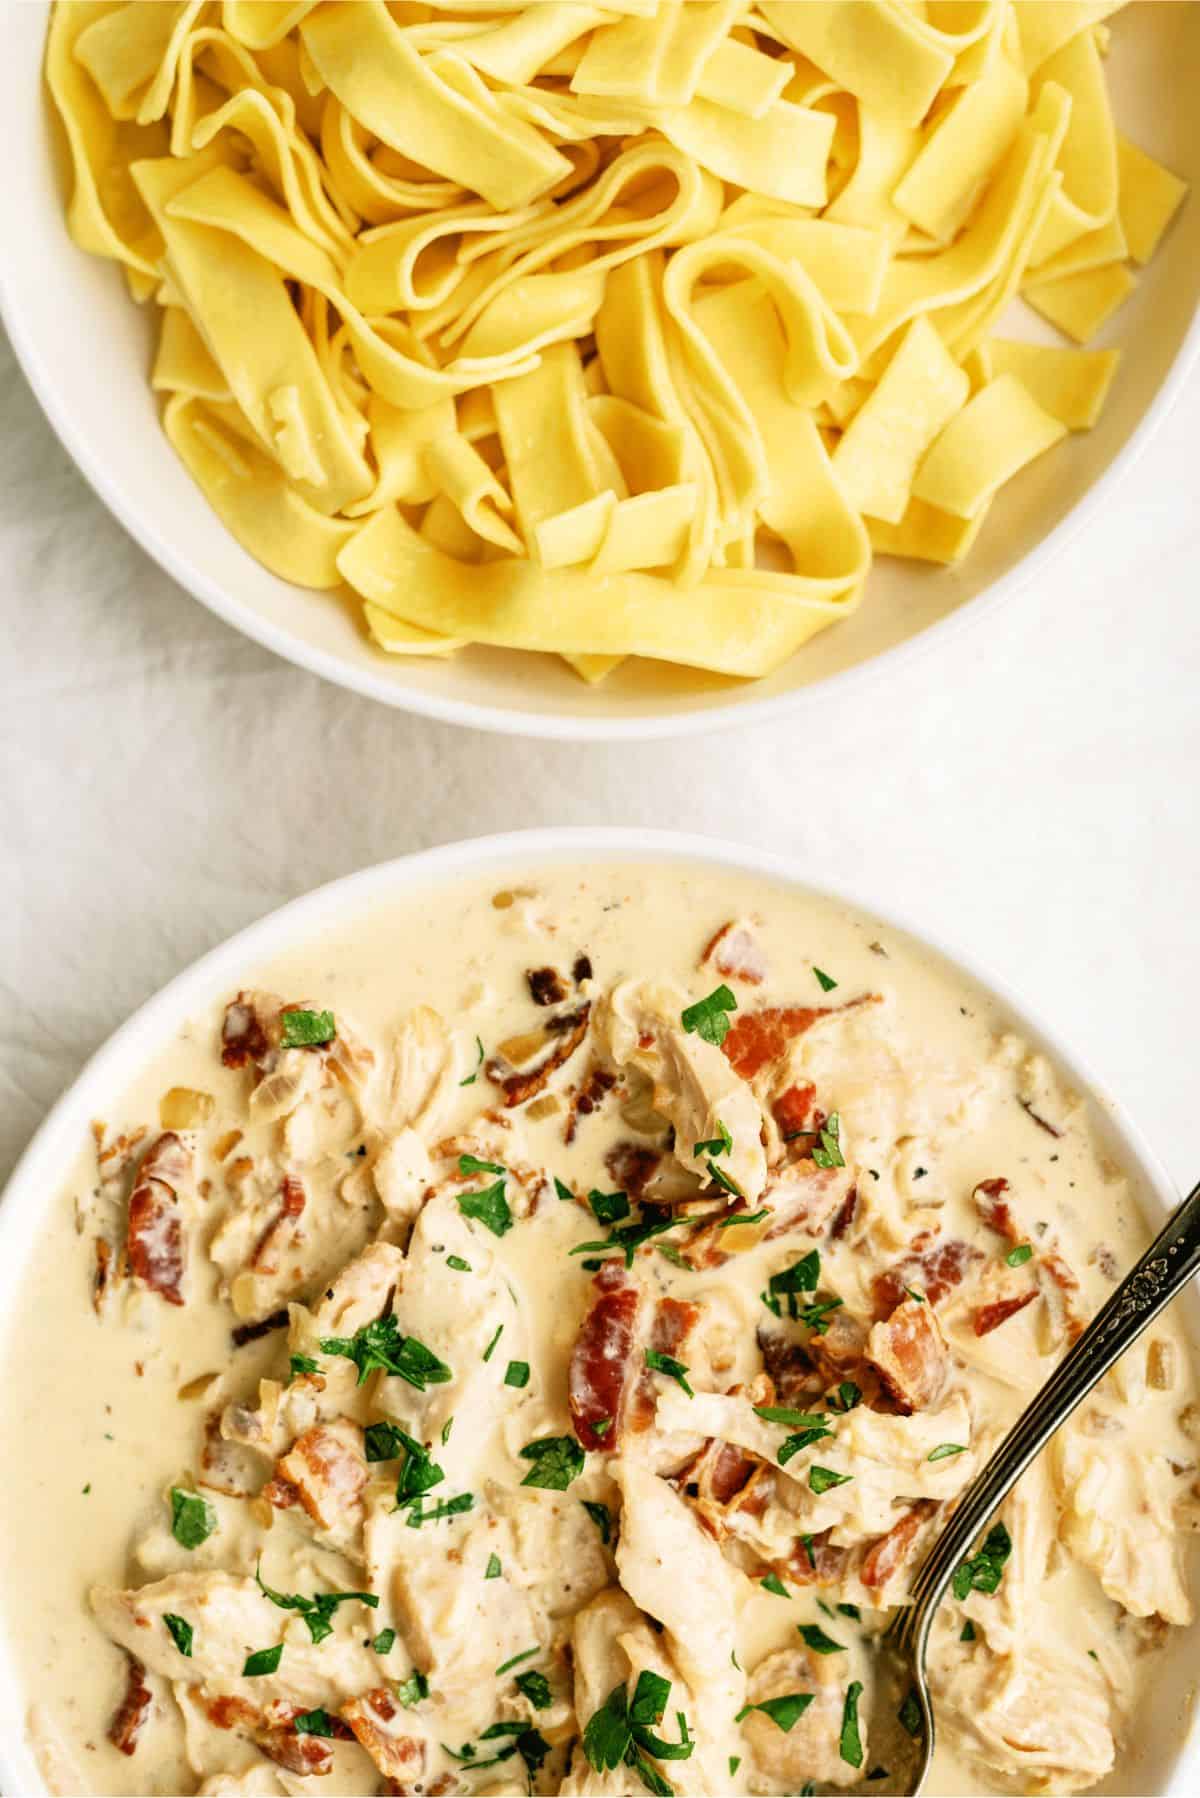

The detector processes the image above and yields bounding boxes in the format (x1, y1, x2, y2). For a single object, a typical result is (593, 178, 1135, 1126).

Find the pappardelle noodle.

(48, 2, 1187, 683)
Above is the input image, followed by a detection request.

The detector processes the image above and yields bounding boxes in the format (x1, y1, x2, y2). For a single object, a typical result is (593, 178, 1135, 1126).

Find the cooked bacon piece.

(527, 966, 567, 1006)
(569, 1272, 642, 1450)
(973, 1290, 1038, 1336)
(861, 1501, 937, 1590)
(126, 1132, 190, 1306)
(488, 1003, 591, 1107)
(871, 1235, 983, 1318)
(221, 991, 278, 1069)
(764, 1160, 851, 1240)
(782, 1529, 849, 1587)
(108, 1654, 152, 1756)
(722, 995, 880, 1081)
(605, 1141, 662, 1201)
(773, 1082, 817, 1137)
(678, 1436, 761, 1506)
(807, 1309, 870, 1387)
(251, 1174, 307, 1275)
(829, 1185, 858, 1240)
(973, 1177, 1019, 1242)
(342, 1688, 427, 1782)
(265, 1419, 367, 1533)
(564, 1061, 618, 1143)
(203, 1696, 351, 1777)
(701, 919, 767, 986)
(628, 1295, 700, 1431)
(866, 1299, 948, 1413)
(259, 1722, 336, 1777)
(757, 1328, 824, 1407)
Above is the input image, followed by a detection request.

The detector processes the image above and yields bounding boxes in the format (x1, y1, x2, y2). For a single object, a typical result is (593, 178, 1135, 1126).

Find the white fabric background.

(1, 320, 1197, 1196)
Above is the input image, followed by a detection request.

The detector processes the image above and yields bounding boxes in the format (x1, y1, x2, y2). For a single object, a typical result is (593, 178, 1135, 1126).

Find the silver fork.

(858, 1174, 1200, 1796)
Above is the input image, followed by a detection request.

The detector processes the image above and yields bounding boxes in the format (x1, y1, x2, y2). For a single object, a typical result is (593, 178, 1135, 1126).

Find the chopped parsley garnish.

(904, 1285, 926, 1304)
(583, 1499, 612, 1544)
(170, 1488, 216, 1550)
(372, 1628, 396, 1655)
(555, 1177, 575, 1203)
(839, 1681, 864, 1768)
(294, 1708, 334, 1736)
(952, 1521, 1012, 1599)
(754, 1405, 827, 1428)
(243, 1644, 283, 1677)
(778, 1424, 834, 1464)
(405, 1492, 473, 1527)
(729, 1756, 741, 1776)
(504, 1359, 531, 1388)
(960, 1619, 976, 1642)
(644, 1348, 693, 1397)
(364, 1421, 409, 1462)
(483, 1323, 503, 1362)
(798, 1621, 844, 1654)
(828, 1380, 862, 1413)
(163, 1613, 193, 1657)
(680, 984, 737, 1047)
(735, 1693, 814, 1732)
(460, 1035, 484, 1085)
(706, 1161, 745, 1198)
(441, 1416, 454, 1444)
(458, 1179, 513, 1237)
(1006, 1242, 1034, 1266)
(397, 1669, 429, 1708)
(254, 1565, 378, 1644)
(446, 1254, 471, 1272)
(761, 1572, 789, 1598)
(761, 1249, 820, 1318)
(589, 1188, 631, 1224)
(928, 1442, 968, 1462)
(811, 1112, 846, 1170)
(570, 1209, 682, 1268)
(280, 1008, 336, 1048)
(592, 1416, 613, 1437)
(808, 1465, 852, 1495)
(516, 1669, 553, 1709)
(519, 1434, 585, 1491)
(319, 1316, 452, 1390)
(496, 1646, 539, 1676)
(798, 1297, 844, 1335)
(583, 1674, 694, 1795)
(898, 1689, 923, 1737)
(485, 1553, 503, 1580)
(459, 1153, 505, 1177)
(837, 1603, 861, 1620)
(813, 967, 838, 993)
(657, 1243, 690, 1269)
(289, 1353, 320, 1380)
(799, 1533, 817, 1568)
(390, 1430, 445, 1508)
(693, 1121, 733, 1158)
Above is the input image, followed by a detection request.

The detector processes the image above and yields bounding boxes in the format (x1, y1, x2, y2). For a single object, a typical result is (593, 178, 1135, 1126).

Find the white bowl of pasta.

(2, 3, 1199, 739)
(0, 826, 1196, 1797)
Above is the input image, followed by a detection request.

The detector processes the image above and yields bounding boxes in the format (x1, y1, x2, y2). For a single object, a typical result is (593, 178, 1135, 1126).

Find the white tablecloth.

(2, 320, 1197, 1195)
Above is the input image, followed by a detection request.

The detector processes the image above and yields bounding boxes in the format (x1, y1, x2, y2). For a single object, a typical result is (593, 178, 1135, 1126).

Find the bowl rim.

(4, 11, 1200, 741)
(0, 825, 1194, 1795)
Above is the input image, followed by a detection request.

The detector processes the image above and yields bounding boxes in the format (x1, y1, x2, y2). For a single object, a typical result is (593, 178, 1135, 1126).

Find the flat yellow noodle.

(46, 0, 1185, 688)
(1116, 133, 1189, 266)
(1023, 260, 1137, 343)
(912, 374, 1068, 518)
(984, 339, 1119, 429)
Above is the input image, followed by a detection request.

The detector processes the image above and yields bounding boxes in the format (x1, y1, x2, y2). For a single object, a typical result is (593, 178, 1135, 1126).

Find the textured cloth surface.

(1, 322, 1197, 1194)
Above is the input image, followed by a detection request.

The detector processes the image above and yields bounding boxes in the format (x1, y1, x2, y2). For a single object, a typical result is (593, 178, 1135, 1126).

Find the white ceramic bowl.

(3, 6, 1200, 740)
(0, 826, 1195, 1794)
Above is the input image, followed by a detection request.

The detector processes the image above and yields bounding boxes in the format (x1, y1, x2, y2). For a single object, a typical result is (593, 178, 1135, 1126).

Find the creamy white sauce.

(0, 862, 1195, 1798)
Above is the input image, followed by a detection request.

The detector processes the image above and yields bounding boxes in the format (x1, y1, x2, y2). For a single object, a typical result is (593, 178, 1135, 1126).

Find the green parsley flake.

(405, 1492, 473, 1528)
(446, 1254, 471, 1272)
(812, 1112, 846, 1171)
(582, 1500, 612, 1545)
(555, 1177, 575, 1203)
(753, 1405, 827, 1428)
(729, 1756, 741, 1776)
(516, 1669, 553, 1710)
(808, 1465, 852, 1495)
(707, 1162, 745, 1199)
(798, 1622, 844, 1655)
(372, 1628, 396, 1655)
(680, 984, 738, 1047)
(762, 1250, 820, 1319)
(589, 1188, 631, 1224)
(496, 1646, 540, 1676)
(280, 1008, 336, 1048)
(319, 1316, 451, 1390)
(828, 1381, 862, 1413)
(813, 967, 838, 992)
(777, 1424, 834, 1465)
(839, 1681, 864, 1768)
(441, 1416, 454, 1445)
(164, 1613, 193, 1657)
(458, 1179, 512, 1237)
(459, 1153, 505, 1176)
(170, 1488, 216, 1551)
(644, 1348, 693, 1397)
(693, 1121, 733, 1158)
(952, 1521, 1012, 1600)
(485, 1553, 503, 1580)
(243, 1644, 283, 1677)
(483, 1323, 504, 1363)
(761, 1572, 789, 1598)
(504, 1359, 531, 1389)
(289, 1353, 320, 1380)
(364, 1420, 408, 1462)
(960, 1620, 976, 1642)
(294, 1708, 334, 1736)
(460, 1036, 484, 1085)
(1006, 1242, 1034, 1266)
(928, 1442, 968, 1462)
(735, 1694, 814, 1732)
(519, 1435, 585, 1491)
(397, 1669, 429, 1708)
(254, 1565, 378, 1644)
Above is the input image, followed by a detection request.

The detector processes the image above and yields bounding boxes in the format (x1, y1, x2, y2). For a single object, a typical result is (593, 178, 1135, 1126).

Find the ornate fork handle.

(893, 1175, 1200, 1657)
